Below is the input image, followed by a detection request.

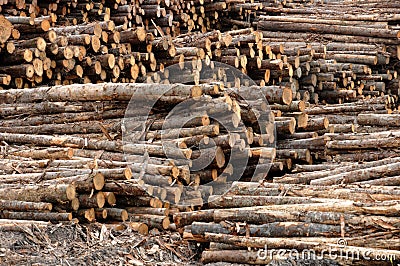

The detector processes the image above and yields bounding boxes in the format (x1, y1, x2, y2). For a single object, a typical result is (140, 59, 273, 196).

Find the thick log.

(1, 211, 72, 222)
(207, 195, 322, 208)
(356, 175, 400, 186)
(78, 192, 106, 208)
(275, 117, 296, 135)
(75, 208, 96, 222)
(327, 137, 400, 150)
(297, 117, 329, 132)
(128, 214, 170, 230)
(125, 207, 169, 216)
(270, 101, 306, 112)
(202, 233, 400, 263)
(0, 200, 52, 211)
(276, 157, 400, 184)
(357, 114, 400, 127)
(104, 208, 128, 222)
(0, 64, 34, 78)
(228, 182, 400, 201)
(103, 181, 151, 197)
(277, 136, 330, 151)
(128, 222, 149, 235)
(258, 21, 400, 39)
(173, 209, 215, 228)
(0, 133, 192, 159)
(0, 109, 126, 127)
(211, 200, 400, 221)
(191, 221, 343, 237)
(310, 161, 400, 186)
(42, 174, 104, 193)
(0, 119, 121, 134)
(0, 15, 12, 44)
(6, 147, 74, 160)
(0, 101, 127, 118)
(131, 124, 220, 141)
(0, 184, 76, 203)
(0, 83, 205, 104)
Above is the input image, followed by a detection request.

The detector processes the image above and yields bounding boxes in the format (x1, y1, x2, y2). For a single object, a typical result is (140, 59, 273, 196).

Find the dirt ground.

(0, 223, 201, 266)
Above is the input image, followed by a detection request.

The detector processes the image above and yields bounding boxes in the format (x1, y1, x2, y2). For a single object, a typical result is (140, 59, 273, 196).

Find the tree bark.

(0, 184, 76, 203)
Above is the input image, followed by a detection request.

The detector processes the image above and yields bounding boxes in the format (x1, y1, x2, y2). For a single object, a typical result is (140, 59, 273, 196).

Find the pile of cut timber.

(0, 0, 400, 265)
(177, 182, 400, 264)
(0, 81, 276, 226)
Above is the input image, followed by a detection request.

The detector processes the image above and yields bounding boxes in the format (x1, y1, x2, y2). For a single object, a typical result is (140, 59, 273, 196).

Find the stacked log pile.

(176, 181, 400, 264)
(0, 0, 400, 265)
(1, 0, 399, 98)
(0, 81, 278, 227)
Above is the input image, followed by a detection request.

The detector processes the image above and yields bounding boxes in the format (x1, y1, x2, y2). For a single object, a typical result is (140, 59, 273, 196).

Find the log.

(275, 156, 400, 184)
(0, 184, 76, 203)
(173, 209, 215, 227)
(103, 181, 151, 196)
(356, 175, 400, 186)
(0, 200, 52, 211)
(0, 83, 205, 104)
(327, 137, 400, 150)
(128, 222, 149, 235)
(1, 211, 72, 222)
(128, 214, 170, 230)
(258, 21, 400, 39)
(357, 114, 400, 127)
(202, 233, 400, 263)
(207, 195, 322, 208)
(0, 15, 12, 44)
(191, 221, 343, 237)
(0, 133, 192, 159)
(104, 208, 128, 222)
(0, 109, 126, 127)
(310, 161, 400, 186)
(78, 192, 106, 208)
(6, 147, 74, 160)
(125, 207, 169, 216)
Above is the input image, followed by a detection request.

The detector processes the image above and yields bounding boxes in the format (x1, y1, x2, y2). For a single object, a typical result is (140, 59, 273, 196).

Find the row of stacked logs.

(1, 81, 399, 264)
(175, 181, 400, 264)
(0, 0, 400, 264)
(0, 81, 280, 227)
(1, 0, 399, 106)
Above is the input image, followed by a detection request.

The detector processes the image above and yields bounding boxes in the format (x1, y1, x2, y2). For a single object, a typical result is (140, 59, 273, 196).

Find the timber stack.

(177, 181, 400, 264)
(0, 0, 400, 265)
(0, 81, 277, 228)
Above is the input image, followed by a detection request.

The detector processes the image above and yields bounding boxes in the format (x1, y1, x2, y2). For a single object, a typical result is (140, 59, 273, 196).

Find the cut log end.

(71, 198, 80, 211)
(96, 192, 106, 208)
(215, 147, 226, 168)
(162, 216, 171, 229)
(0, 16, 12, 44)
(124, 167, 133, 180)
(66, 185, 77, 201)
(137, 27, 147, 42)
(121, 210, 129, 222)
(85, 208, 95, 222)
(93, 173, 105, 190)
(324, 118, 330, 130)
(129, 222, 149, 235)
(282, 87, 293, 105)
